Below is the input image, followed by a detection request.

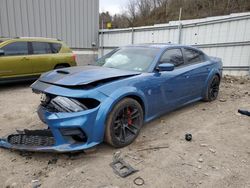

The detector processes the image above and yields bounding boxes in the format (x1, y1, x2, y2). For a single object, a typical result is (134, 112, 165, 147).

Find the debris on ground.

(133, 177, 145, 186)
(113, 151, 122, 160)
(185, 133, 192, 141)
(238, 109, 250, 116)
(48, 158, 58, 165)
(110, 158, 138, 178)
(137, 145, 169, 152)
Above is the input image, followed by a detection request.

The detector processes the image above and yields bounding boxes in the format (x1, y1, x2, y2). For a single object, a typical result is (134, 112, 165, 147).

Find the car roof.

(123, 43, 202, 52)
(0, 37, 61, 42)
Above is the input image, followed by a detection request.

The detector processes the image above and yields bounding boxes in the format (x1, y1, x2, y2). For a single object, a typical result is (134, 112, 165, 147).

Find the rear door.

(0, 41, 32, 77)
(181, 47, 211, 98)
(29, 42, 55, 73)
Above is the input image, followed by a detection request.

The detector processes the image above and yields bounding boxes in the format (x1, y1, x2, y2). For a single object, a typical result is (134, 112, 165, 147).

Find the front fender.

(93, 86, 148, 142)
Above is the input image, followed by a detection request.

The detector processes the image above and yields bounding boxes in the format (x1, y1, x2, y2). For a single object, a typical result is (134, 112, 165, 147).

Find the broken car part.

(110, 158, 138, 178)
(238, 109, 250, 116)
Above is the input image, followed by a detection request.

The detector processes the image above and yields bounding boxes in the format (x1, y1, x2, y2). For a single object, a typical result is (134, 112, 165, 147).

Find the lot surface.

(0, 76, 249, 188)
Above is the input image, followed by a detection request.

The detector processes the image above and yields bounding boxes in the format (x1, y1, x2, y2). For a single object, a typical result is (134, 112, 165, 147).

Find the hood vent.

(56, 70, 70, 74)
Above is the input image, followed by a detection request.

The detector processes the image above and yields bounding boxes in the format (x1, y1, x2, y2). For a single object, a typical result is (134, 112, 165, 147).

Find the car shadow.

(0, 80, 35, 91)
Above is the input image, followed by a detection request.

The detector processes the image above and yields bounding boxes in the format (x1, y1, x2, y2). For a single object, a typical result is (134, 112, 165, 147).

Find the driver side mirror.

(0, 49, 4, 56)
(157, 63, 174, 72)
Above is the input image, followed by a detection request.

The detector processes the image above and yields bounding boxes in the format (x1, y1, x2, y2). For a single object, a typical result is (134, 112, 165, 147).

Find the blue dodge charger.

(0, 44, 222, 152)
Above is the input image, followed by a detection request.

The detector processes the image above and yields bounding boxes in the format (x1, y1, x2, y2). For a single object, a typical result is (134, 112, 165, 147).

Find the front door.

(0, 41, 32, 78)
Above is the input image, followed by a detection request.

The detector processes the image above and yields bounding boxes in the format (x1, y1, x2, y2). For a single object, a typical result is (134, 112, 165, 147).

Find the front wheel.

(203, 75, 220, 102)
(105, 98, 143, 148)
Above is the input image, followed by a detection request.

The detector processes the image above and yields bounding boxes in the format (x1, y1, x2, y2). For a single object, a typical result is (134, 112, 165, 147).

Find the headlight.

(51, 96, 88, 112)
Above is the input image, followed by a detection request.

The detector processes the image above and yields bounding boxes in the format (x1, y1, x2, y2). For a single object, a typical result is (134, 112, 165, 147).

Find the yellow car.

(0, 37, 77, 83)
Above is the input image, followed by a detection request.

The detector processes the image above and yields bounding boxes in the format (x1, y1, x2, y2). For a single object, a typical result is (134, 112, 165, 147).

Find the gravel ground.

(0, 76, 249, 188)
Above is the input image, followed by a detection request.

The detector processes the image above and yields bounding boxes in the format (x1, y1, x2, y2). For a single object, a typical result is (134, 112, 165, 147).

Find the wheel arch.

(202, 69, 221, 100)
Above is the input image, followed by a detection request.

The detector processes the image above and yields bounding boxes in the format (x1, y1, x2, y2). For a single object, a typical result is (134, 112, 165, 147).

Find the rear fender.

(202, 68, 221, 98)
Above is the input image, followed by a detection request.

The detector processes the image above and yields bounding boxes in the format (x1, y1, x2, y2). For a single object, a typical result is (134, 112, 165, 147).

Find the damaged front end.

(0, 66, 138, 152)
(0, 80, 109, 153)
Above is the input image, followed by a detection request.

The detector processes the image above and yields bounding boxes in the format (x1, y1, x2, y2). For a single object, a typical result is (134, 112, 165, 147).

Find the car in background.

(0, 37, 77, 83)
(0, 44, 222, 152)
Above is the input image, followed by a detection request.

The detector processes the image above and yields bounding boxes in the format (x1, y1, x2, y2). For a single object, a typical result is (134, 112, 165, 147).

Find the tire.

(105, 98, 143, 148)
(203, 75, 220, 102)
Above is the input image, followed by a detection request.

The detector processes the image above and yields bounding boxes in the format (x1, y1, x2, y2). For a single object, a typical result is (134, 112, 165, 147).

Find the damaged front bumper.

(0, 104, 102, 153)
(0, 80, 111, 153)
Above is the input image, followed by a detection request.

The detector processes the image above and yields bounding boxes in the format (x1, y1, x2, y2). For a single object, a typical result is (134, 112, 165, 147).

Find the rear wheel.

(105, 98, 143, 148)
(204, 75, 220, 102)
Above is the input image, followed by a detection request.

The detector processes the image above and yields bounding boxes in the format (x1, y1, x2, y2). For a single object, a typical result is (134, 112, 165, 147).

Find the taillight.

(72, 53, 77, 62)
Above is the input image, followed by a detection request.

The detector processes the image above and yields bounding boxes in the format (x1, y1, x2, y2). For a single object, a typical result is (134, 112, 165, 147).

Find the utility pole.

(101, 19, 104, 56)
(178, 7, 182, 44)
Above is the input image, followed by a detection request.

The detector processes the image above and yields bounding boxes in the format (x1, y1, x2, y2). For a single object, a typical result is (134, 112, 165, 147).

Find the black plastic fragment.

(238, 109, 250, 116)
(185, 133, 192, 141)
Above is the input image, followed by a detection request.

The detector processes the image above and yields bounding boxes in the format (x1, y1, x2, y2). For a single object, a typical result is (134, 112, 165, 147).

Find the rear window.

(1, 42, 28, 55)
(50, 43, 62, 53)
(32, 42, 52, 54)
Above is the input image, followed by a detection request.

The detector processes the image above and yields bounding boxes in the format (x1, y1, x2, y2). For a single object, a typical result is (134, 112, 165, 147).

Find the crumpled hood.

(38, 66, 141, 86)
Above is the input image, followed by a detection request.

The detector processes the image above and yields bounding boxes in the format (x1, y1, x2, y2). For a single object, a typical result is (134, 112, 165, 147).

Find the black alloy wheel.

(204, 75, 220, 102)
(105, 98, 143, 148)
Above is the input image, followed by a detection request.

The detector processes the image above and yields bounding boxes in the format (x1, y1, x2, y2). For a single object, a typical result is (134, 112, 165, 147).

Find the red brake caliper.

(127, 108, 132, 126)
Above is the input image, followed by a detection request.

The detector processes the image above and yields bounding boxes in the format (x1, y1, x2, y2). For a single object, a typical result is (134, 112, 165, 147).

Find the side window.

(50, 43, 62, 53)
(183, 48, 205, 64)
(1, 42, 28, 56)
(32, 42, 52, 54)
(160, 48, 184, 67)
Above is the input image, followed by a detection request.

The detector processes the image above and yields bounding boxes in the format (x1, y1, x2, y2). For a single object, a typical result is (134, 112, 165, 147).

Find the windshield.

(96, 47, 160, 72)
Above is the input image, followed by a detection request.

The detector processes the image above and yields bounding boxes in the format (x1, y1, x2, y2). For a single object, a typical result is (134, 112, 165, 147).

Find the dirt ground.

(0, 76, 249, 188)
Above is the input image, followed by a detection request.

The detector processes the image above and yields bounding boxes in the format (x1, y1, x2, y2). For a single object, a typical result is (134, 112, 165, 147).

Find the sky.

(99, 0, 129, 15)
